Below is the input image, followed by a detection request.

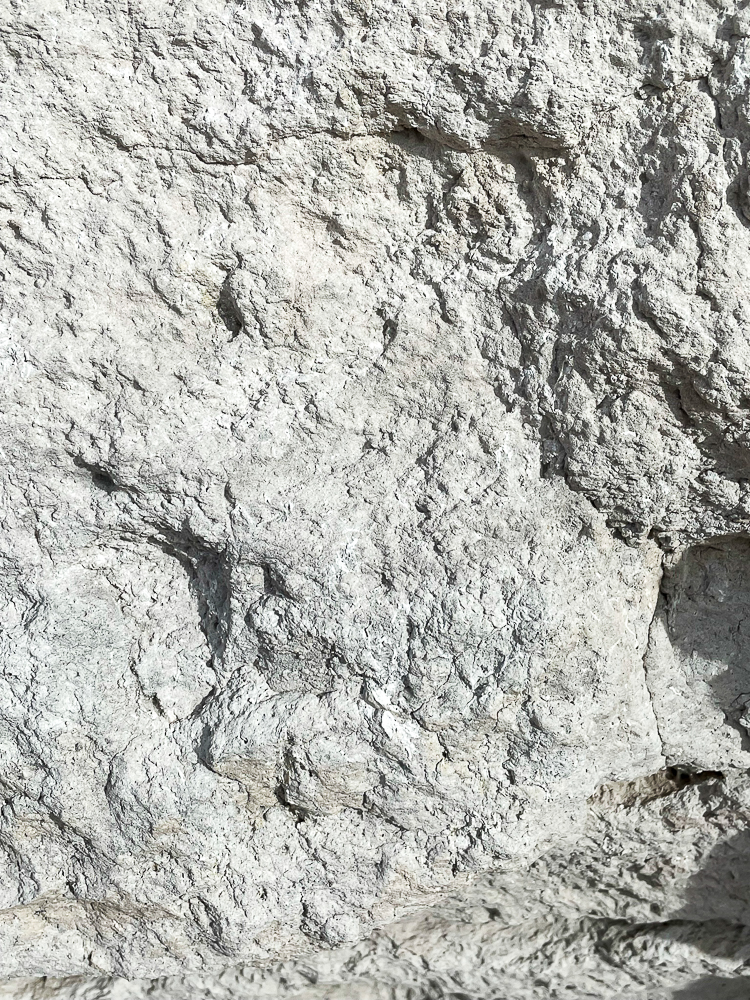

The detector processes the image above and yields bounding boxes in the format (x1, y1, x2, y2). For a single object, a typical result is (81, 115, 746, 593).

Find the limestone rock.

(2, 0, 750, 995)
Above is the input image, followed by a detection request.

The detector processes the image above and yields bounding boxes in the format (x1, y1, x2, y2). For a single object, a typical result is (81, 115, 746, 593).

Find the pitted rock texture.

(3, 0, 750, 996)
(4, 771, 750, 999)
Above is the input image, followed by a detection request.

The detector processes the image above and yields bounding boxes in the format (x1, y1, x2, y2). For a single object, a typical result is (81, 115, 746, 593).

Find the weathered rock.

(2, 0, 750, 995)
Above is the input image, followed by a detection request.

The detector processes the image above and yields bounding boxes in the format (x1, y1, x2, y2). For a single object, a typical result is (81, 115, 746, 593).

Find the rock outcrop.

(3, 1, 750, 996)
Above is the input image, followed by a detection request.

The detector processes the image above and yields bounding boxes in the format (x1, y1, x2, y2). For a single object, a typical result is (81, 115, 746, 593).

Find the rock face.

(2, 0, 750, 996)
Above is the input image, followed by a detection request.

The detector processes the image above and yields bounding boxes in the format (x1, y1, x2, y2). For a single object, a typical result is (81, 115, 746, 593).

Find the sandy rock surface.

(3, 0, 750, 995)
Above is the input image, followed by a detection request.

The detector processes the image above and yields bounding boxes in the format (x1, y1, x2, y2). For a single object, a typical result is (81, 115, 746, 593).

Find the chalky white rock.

(2, 1, 750, 997)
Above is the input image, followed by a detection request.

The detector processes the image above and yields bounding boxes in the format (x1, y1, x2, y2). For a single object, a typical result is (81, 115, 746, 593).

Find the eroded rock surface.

(3, 0, 750, 996)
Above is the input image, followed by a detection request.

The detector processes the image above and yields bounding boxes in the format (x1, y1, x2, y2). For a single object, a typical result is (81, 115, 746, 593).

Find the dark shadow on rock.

(147, 531, 231, 669)
(677, 825, 750, 928)
(644, 536, 750, 988)
(672, 976, 750, 999)
(216, 274, 243, 338)
(659, 534, 750, 756)
(657, 814, 750, 986)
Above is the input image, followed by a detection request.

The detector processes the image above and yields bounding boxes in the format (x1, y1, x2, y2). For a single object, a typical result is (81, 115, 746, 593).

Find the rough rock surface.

(3, 0, 750, 996)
